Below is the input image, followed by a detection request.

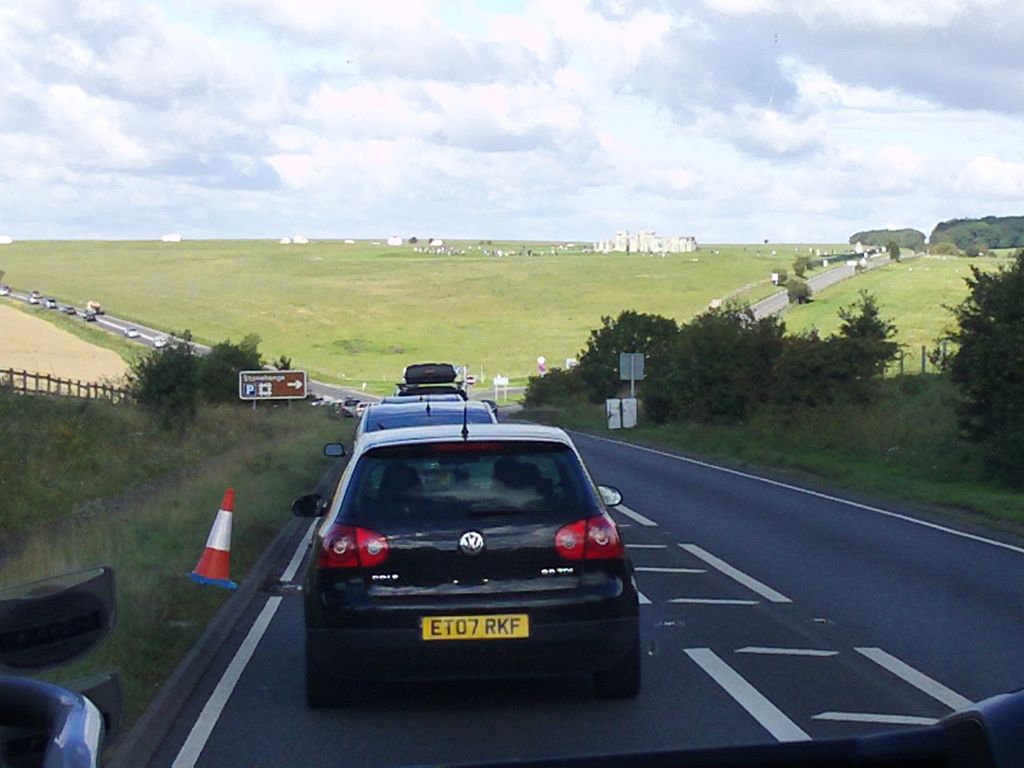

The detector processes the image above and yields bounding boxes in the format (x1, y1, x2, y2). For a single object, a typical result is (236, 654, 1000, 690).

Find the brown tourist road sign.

(238, 370, 308, 400)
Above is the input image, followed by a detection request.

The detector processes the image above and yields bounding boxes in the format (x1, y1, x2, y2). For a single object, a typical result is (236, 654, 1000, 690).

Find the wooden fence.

(0, 368, 131, 403)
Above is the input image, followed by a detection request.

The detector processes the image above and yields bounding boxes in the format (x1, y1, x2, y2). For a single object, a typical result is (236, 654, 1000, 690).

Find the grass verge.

(0, 396, 350, 726)
(522, 376, 1024, 530)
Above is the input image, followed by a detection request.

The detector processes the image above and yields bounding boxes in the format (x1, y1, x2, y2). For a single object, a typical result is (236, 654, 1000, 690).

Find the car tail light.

(317, 525, 389, 569)
(555, 515, 624, 561)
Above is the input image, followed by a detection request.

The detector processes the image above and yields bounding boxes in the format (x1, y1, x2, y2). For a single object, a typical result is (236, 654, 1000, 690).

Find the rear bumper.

(307, 616, 638, 681)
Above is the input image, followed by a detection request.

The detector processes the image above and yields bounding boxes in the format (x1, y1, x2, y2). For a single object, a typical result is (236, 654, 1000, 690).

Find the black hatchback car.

(293, 423, 640, 707)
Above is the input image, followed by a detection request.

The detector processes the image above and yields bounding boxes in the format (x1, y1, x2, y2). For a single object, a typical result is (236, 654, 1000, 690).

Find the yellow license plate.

(421, 614, 530, 641)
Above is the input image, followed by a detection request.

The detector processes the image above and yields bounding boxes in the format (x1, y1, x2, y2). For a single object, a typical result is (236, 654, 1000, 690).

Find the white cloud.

(957, 156, 1024, 197)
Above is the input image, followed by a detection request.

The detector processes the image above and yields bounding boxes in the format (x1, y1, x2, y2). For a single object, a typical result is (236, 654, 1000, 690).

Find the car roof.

(369, 400, 490, 415)
(353, 422, 573, 454)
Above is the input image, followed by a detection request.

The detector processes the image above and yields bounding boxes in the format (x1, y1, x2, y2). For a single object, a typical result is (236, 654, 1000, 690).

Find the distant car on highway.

(337, 398, 362, 417)
(63, 305, 77, 315)
(124, 327, 141, 339)
(82, 309, 98, 322)
(28, 291, 41, 304)
(292, 423, 639, 707)
(43, 297, 58, 309)
(0, 285, 10, 296)
(153, 335, 169, 348)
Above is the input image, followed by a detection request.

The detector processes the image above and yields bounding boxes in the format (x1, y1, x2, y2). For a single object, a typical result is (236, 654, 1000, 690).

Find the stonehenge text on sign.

(238, 370, 307, 400)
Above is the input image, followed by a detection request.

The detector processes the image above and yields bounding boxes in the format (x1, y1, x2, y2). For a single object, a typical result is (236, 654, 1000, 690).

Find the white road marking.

(638, 591, 652, 605)
(813, 712, 939, 726)
(679, 544, 792, 603)
(737, 647, 837, 657)
(580, 432, 1024, 558)
(280, 520, 318, 583)
(670, 598, 759, 605)
(615, 504, 658, 527)
(685, 648, 810, 742)
(855, 647, 972, 711)
(172, 597, 282, 768)
(635, 566, 706, 574)
(626, 544, 667, 549)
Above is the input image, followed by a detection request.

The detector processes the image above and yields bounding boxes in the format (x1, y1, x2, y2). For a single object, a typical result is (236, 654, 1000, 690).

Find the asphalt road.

(146, 430, 1024, 767)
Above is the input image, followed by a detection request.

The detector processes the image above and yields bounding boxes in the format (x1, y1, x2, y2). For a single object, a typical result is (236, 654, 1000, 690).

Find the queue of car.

(292, 363, 639, 707)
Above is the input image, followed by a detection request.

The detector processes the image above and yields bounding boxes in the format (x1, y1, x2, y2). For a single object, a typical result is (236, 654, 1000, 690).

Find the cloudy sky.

(1, 0, 1022, 242)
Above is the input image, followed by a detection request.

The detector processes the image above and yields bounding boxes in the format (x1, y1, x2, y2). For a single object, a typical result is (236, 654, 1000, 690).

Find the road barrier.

(0, 368, 131, 403)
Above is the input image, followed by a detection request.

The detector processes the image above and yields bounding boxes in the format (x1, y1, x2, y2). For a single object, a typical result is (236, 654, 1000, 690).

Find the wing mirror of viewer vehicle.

(292, 494, 326, 517)
(323, 443, 345, 458)
(598, 485, 623, 507)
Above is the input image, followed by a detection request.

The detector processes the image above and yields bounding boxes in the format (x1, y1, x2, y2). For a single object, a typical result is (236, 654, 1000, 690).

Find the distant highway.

(0, 288, 521, 404)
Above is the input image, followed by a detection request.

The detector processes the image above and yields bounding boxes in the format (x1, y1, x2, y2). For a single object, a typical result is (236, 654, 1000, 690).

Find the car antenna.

(461, 404, 469, 440)
(425, 402, 431, 417)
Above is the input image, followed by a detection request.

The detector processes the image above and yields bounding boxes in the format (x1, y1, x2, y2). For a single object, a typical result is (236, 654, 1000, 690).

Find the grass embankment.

(0, 391, 350, 724)
(0, 240, 844, 385)
(526, 377, 1024, 528)
(782, 255, 1010, 358)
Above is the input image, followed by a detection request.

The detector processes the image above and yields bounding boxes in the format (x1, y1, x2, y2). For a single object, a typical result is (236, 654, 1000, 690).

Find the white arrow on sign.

(287, 380, 303, 389)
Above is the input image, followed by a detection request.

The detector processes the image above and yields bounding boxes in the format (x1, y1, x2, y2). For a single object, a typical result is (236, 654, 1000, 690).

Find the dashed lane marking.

(635, 566, 705, 574)
(626, 544, 667, 549)
(670, 598, 759, 605)
(685, 648, 810, 742)
(638, 591, 652, 605)
(855, 647, 973, 711)
(172, 597, 282, 768)
(813, 712, 939, 726)
(680, 544, 792, 603)
(615, 504, 658, 527)
(736, 647, 837, 657)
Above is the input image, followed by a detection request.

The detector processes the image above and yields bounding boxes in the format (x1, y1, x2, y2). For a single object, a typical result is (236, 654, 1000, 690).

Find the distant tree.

(273, 354, 292, 370)
(929, 241, 962, 256)
(775, 268, 788, 286)
(836, 290, 898, 379)
(887, 241, 901, 262)
(792, 256, 809, 278)
(964, 243, 981, 258)
(127, 330, 199, 429)
(787, 279, 811, 304)
(948, 251, 1024, 485)
(408, 237, 418, 244)
(849, 228, 925, 251)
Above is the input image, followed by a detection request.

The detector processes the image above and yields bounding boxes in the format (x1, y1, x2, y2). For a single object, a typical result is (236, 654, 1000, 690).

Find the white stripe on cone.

(205, 508, 233, 552)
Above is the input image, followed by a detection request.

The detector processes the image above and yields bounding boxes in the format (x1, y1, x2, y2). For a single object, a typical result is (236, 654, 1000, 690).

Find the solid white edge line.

(685, 648, 810, 742)
(280, 519, 318, 583)
(577, 432, 1024, 558)
(625, 544, 667, 549)
(680, 544, 792, 603)
(670, 598, 759, 605)
(638, 591, 652, 605)
(813, 712, 939, 726)
(855, 647, 973, 711)
(634, 566, 706, 574)
(736, 647, 838, 657)
(615, 504, 658, 527)
(172, 597, 283, 768)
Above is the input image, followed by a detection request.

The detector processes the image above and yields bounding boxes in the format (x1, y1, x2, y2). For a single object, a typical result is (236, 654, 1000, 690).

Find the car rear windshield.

(363, 409, 493, 432)
(341, 441, 593, 523)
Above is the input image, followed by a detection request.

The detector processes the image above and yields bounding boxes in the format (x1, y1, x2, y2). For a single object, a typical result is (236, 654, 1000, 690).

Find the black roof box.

(403, 363, 458, 385)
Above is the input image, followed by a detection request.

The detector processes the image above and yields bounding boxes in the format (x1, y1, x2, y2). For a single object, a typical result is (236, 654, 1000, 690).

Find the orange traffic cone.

(189, 488, 238, 589)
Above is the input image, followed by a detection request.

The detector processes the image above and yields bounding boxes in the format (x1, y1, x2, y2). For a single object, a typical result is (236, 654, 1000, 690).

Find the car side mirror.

(292, 494, 325, 517)
(598, 485, 623, 507)
(323, 443, 345, 458)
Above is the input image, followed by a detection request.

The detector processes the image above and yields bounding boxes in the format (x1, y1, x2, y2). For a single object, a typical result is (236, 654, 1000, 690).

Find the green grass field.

(781, 254, 1010, 358)
(0, 239, 844, 386)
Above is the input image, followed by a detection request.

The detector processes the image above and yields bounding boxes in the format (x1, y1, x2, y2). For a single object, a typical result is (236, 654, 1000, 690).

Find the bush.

(836, 290, 899, 379)
(787, 279, 811, 304)
(197, 334, 263, 404)
(792, 256, 809, 278)
(929, 241, 963, 256)
(576, 310, 678, 403)
(523, 368, 586, 407)
(948, 251, 1024, 485)
(127, 332, 200, 429)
